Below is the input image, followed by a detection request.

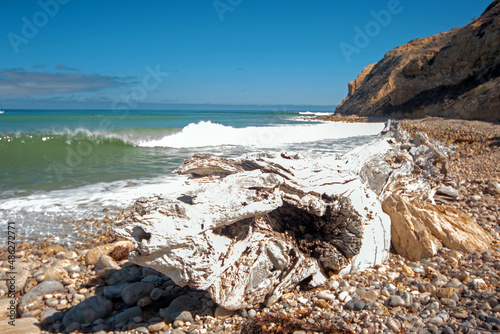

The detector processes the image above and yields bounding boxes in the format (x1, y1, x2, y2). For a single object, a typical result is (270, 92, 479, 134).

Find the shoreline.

(1, 118, 499, 334)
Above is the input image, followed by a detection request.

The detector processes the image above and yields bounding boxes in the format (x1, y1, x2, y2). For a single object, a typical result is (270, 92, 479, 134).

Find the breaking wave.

(299, 111, 334, 116)
(138, 121, 386, 148)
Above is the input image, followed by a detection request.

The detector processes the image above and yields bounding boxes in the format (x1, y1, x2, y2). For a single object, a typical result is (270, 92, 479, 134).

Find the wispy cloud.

(32, 64, 46, 69)
(0, 68, 134, 97)
(56, 64, 79, 71)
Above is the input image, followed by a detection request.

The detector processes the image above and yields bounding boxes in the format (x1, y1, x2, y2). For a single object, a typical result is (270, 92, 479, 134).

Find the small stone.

(159, 295, 202, 322)
(61, 277, 75, 285)
(441, 298, 456, 307)
(103, 283, 131, 300)
(12, 268, 30, 293)
(487, 181, 500, 196)
(105, 266, 143, 286)
(447, 250, 463, 260)
(150, 288, 164, 301)
(401, 265, 415, 276)
(338, 291, 350, 302)
(386, 283, 397, 293)
(386, 318, 401, 333)
(471, 194, 482, 202)
(248, 309, 257, 319)
(176, 310, 194, 322)
(135, 326, 149, 334)
(45, 298, 59, 307)
(62, 295, 113, 328)
(137, 296, 153, 308)
(380, 289, 391, 298)
(107, 306, 142, 326)
(357, 289, 379, 301)
(419, 282, 436, 293)
(142, 275, 162, 284)
(426, 301, 440, 311)
(297, 297, 309, 304)
(18, 279, 65, 314)
(436, 185, 459, 199)
(399, 291, 413, 306)
(173, 320, 184, 328)
(428, 316, 444, 326)
(387, 295, 406, 307)
(327, 280, 340, 290)
(471, 278, 486, 289)
(486, 317, 500, 325)
(344, 298, 365, 311)
(172, 329, 186, 334)
(452, 311, 469, 319)
(442, 326, 454, 334)
(121, 282, 155, 306)
(73, 293, 85, 301)
(40, 309, 64, 326)
(432, 276, 448, 287)
(317, 290, 336, 301)
(436, 287, 456, 299)
(95, 254, 121, 278)
(148, 322, 166, 332)
(446, 278, 462, 288)
(85, 241, 133, 265)
(314, 299, 329, 309)
(64, 264, 80, 274)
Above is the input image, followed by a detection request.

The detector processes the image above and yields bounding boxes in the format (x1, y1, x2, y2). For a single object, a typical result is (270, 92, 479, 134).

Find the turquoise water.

(0, 109, 385, 244)
(0, 109, 302, 198)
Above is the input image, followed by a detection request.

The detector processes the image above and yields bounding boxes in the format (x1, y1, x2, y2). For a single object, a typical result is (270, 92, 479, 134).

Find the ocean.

(0, 109, 385, 246)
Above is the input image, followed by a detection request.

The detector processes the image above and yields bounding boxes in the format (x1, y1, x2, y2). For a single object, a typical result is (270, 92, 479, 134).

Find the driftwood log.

(114, 121, 492, 310)
(114, 130, 398, 309)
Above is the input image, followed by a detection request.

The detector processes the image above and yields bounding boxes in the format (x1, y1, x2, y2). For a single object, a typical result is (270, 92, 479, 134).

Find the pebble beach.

(1, 118, 499, 334)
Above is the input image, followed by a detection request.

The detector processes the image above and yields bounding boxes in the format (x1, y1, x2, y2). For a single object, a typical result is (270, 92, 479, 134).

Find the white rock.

(297, 297, 309, 305)
(338, 291, 350, 302)
(327, 280, 340, 290)
(317, 291, 336, 302)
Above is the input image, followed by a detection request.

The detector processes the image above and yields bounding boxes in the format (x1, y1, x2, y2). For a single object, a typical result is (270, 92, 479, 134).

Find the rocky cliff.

(336, 1, 500, 121)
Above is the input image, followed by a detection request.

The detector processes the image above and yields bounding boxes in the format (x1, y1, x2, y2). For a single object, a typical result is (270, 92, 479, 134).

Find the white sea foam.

(0, 175, 188, 245)
(138, 121, 385, 148)
(299, 111, 334, 116)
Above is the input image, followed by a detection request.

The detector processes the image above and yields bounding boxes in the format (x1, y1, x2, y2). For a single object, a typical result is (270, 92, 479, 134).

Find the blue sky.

(0, 0, 493, 110)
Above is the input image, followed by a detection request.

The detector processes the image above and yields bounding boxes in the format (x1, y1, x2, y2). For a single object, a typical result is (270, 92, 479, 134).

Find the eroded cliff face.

(336, 1, 500, 121)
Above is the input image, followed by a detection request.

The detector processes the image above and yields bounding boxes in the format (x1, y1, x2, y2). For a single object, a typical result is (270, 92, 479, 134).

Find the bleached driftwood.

(115, 122, 482, 310)
(114, 129, 403, 309)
